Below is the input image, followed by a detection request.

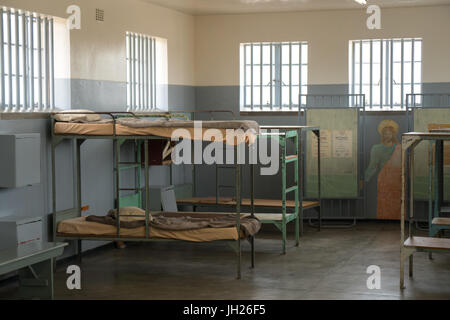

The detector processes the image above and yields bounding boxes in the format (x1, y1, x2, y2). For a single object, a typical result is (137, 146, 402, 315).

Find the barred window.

(240, 41, 308, 111)
(0, 7, 55, 112)
(126, 32, 168, 111)
(349, 38, 422, 110)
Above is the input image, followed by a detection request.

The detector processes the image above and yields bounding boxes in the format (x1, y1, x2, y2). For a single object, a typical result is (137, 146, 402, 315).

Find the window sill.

(240, 110, 302, 116)
(0, 112, 51, 120)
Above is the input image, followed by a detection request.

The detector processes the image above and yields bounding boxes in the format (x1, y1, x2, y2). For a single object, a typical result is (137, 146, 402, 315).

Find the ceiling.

(140, 0, 450, 15)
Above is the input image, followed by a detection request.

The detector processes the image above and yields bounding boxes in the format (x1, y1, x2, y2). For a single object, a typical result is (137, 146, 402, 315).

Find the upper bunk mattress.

(54, 118, 259, 144)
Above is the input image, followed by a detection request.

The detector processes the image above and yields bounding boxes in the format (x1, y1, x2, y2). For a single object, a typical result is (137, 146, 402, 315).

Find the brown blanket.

(117, 118, 260, 134)
(86, 211, 261, 237)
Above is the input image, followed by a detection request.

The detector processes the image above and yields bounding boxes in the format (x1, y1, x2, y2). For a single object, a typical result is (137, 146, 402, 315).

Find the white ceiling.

(140, 0, 450, 15)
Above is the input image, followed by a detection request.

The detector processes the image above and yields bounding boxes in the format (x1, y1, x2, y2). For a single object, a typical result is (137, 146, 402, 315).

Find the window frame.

(126, 32, 157, 112)
(240, 41, 308, 112)
(349, 38, 422, 111)
(0, 7, 55, 112)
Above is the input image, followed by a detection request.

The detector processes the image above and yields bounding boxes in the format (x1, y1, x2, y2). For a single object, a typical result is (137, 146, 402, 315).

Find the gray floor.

(0, 221, 449, 300)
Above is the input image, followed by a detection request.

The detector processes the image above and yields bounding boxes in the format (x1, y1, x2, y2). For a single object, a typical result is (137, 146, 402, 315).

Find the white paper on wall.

(332, 130, 353, 158)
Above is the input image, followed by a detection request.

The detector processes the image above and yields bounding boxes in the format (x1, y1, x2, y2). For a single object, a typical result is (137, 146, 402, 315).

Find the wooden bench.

(0, 242, 67, 300)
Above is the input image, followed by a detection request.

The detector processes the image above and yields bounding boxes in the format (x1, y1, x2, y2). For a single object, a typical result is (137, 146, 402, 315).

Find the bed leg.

(236, 240, 241, 280)
(409, 255, 413, 278)
(250, 236, 255, 269)
(77, 240, 82, 264)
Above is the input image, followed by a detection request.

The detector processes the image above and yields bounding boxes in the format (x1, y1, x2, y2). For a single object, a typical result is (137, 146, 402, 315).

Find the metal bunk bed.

(50, 111, 259, 279)
(406, 93, 450, 231)
(176, 121, 322, 254)
(400, 131, 450, 289)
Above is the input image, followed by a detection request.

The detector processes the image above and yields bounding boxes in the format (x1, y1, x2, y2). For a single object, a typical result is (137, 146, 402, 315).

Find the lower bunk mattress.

(57, 213, 257, 242)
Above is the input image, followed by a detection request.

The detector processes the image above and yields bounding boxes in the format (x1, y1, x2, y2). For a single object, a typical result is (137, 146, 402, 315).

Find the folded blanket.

(117, 118, 260, 134)
(86, 211, 261, 237)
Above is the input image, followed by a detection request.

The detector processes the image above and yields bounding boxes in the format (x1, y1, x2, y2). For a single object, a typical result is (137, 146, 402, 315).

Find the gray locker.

(0, 133, 41, 188)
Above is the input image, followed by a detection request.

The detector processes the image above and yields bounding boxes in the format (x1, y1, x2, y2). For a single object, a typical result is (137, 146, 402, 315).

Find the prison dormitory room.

(0, 0, 449, 306)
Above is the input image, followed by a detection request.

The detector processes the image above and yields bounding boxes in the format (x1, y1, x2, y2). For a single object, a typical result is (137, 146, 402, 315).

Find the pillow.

(54, 109, 102, 122)
(109, 206, 152, 222)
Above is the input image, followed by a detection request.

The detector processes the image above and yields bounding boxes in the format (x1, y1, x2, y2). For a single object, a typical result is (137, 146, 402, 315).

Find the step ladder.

(114, 139, 150, 238)
(116, 139, 143, 208)
(258, 129, 300, 254)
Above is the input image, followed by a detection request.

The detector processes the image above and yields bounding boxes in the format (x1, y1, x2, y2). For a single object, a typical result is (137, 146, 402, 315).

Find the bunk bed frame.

(176, 124, 322, 254)
(50, 111, 257, 279)
(406, 93, 450, 231)
(400, 131, 450, 289)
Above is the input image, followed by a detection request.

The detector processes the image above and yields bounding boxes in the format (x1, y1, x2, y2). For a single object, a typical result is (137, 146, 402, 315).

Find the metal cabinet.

(0, 133, 41, 188)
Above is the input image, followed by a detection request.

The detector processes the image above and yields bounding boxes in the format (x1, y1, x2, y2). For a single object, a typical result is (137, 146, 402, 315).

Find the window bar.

(6, 9, 12, 111)
(299, 43, 302, 108)
(279, 44, 282, 108)
(143, 36, 147, 110)
(50, 17, 54, 110)
(141, 35, 145, 110)
(401, 39, 404, 109)
(369, 40, 373, 109)
(44, 17, 50, 111)
(243, 45, 246, 108)
(380, 40, 383, 110)
(141, 36, 145, 110)
(29, 13, 35, 111)
(359, 40, 362, 108)
(15, 10, 20, 112)
(149, 37, 153, 109)
(137, 34, 141, 111)
(141, 35, 145, 111)
(132, 33, 136, 110)
(250, 43, 253, 109)
(153, 38, 156, 109)
(351, 42, 355, 107)
(127, 34, 132, 110)
(37, 15, 42, 111)
(390, 39, 393, 109)
(289, 42, 292, 110)
(411, 38, 415, 98)
(270, 43, 273, 110)
(0, 8, 4, 111)
(146, 36, 149, 110)
(260, 43, 263, 110)
(21, 12, 27, 111)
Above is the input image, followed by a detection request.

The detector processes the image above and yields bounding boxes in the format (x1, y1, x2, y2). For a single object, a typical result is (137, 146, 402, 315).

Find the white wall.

(0, 0, 195, 86)
(194, 5, 450, 86)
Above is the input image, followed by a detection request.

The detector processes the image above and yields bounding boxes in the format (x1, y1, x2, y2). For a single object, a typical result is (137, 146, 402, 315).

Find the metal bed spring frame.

(177, 110, 322, 253)
(400, 131, 450, 289)
(299, 94, 366, 229)
(183, 126, 322, 254)
(50, 111, 256, 279)
(406, 93, 450, 231)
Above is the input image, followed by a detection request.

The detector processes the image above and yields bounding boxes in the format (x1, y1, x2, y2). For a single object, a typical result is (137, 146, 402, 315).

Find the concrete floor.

(0, 221, 449, 300)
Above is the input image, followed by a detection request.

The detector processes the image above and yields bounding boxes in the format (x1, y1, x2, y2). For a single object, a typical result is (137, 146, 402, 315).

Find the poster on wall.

(312, 130, 331, 158)
(364, 120, 401, 220)
(333, 130, 353, 158)
(306, 108, 358, 199)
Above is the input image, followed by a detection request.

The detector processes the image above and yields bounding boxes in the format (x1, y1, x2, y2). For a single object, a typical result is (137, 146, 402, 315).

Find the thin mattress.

(57, 216, 244, 242)
(54, 121, 258, 145)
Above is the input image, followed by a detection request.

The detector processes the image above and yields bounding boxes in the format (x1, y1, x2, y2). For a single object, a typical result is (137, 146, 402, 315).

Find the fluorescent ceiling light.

(354, 0, 367, 4)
